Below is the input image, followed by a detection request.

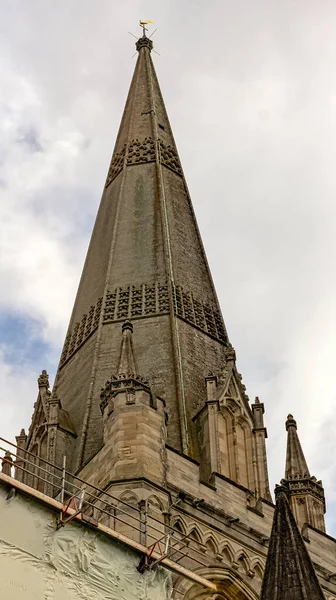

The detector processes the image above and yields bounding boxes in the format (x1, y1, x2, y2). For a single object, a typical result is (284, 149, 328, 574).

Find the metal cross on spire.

(139, 19, 154, 37)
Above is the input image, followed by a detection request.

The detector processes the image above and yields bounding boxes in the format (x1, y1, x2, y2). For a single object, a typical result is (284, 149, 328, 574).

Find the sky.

(1, 0, 336, 531)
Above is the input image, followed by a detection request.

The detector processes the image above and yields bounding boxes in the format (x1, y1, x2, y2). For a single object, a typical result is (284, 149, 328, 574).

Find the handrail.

(0, 436, 213, 577)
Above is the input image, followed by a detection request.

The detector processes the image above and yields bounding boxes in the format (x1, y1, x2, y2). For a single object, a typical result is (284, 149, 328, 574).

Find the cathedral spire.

(19, 30, 272, 507)
(49, 27, 231, 469)
(261, 485, 325, 600)
(285, 414, 310, 479)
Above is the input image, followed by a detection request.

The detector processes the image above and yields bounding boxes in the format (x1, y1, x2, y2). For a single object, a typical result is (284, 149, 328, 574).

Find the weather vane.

(139, 19, 154, 37)
(128, 20, 158, 58)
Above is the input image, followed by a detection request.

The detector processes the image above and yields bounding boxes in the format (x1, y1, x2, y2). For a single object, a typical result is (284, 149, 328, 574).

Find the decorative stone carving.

(100, 374, 151, 414)
(68, 323, 79, 355)
(103, 282, 170, 323)
(105, 136, 183, 179)
(61, 281, 228, 370)
(105, 291, 117, 320)
(93, 297, 103, 328)
(223, 344, 236, 362)
(127, 137, 155, 165)
(77, 314, 87, 346)
(60, 296, 103, 367)
(136, 36, 153, 51)
(103, 281, 228, 344)
(280, 477, 325, 507)
(85, 305, 95, 336)
(38, 370, 49, 388)
(172, 284, 227, 344)
(60, 331, 71, 364)
(117, 288, 130, 320)
(159, 139, 183, 176)
(105, 144, 126, 188)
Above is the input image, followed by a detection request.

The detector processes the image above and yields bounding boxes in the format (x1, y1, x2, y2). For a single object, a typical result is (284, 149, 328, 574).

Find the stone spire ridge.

(285, 414, 310, 479)
(118, 320, 137, 377)
(260, 485, 325, 600)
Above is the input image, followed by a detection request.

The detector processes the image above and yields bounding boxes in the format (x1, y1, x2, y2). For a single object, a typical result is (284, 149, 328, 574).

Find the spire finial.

(285, 413, 297, 430)
(136, 20, 154, 52)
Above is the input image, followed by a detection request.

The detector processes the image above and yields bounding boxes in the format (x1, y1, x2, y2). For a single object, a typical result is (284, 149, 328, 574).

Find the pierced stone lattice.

(105, 144, 126, 188)
(102, 282, 226, 343)
(59, 296, 103, 367)
(60, 282, 227, 369)
(103, 283, 169, 323)
(172, 284, 227, 343)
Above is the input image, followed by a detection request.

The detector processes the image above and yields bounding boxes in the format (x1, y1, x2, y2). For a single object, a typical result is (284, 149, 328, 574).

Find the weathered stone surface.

(49, 28, 231, 468)
(261, 486, 325, 600)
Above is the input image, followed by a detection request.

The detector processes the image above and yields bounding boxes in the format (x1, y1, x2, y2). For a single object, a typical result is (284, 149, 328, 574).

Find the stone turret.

(80, 320, 167, 489)
(283, 415, 325, 532)
(261, 485, 325, 600)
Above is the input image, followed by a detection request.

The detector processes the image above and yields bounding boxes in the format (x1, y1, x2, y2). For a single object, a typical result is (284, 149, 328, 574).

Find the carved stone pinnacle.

(38, 369, 49, 388)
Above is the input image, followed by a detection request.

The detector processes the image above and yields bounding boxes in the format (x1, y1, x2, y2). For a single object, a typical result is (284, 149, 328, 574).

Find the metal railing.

(0, 436, 212, 576)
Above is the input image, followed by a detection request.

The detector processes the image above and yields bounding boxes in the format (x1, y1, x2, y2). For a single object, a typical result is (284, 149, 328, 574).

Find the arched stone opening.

(172, 567, 258, 600)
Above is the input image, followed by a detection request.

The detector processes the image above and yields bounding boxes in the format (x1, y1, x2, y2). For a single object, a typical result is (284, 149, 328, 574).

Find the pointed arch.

(147, 494, 164, 514)
(204, 533, 218, 556)
(171, 514, 188, 536)
(117, 490, 138, 506)
(218, 409, 235, 479)
(114, 490, 140, 541)
(250, 556, 264, 570)
(252, 561, 264, 580)
(235, 550, 250, 575)
(172, 566, 260, 600)
(39, 432, 47, 460)
(187, 524, 203, 545)
(236, 416, 255, 490)
(116, 490, 139, 525)
(219, 541, 235, 565)
(170, 516, 188, 550)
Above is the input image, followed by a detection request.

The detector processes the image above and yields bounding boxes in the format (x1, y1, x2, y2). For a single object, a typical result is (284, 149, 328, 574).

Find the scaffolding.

(0, 436, 217, 593)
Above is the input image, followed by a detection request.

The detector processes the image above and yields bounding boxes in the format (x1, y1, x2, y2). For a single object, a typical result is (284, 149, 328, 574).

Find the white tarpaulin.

(0, 485, 172, 600)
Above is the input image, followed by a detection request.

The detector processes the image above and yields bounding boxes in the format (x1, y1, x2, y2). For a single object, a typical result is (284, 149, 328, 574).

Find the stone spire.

(52, 29, 231, 470)
(283, 415, 326, 533)
(261, 485, 325, 600)
(118, 320, 137, 377)
(285, 414, 310, 479)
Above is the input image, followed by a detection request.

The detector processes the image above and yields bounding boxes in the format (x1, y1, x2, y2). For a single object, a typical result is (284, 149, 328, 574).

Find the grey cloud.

(17, 126, 43, 152)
